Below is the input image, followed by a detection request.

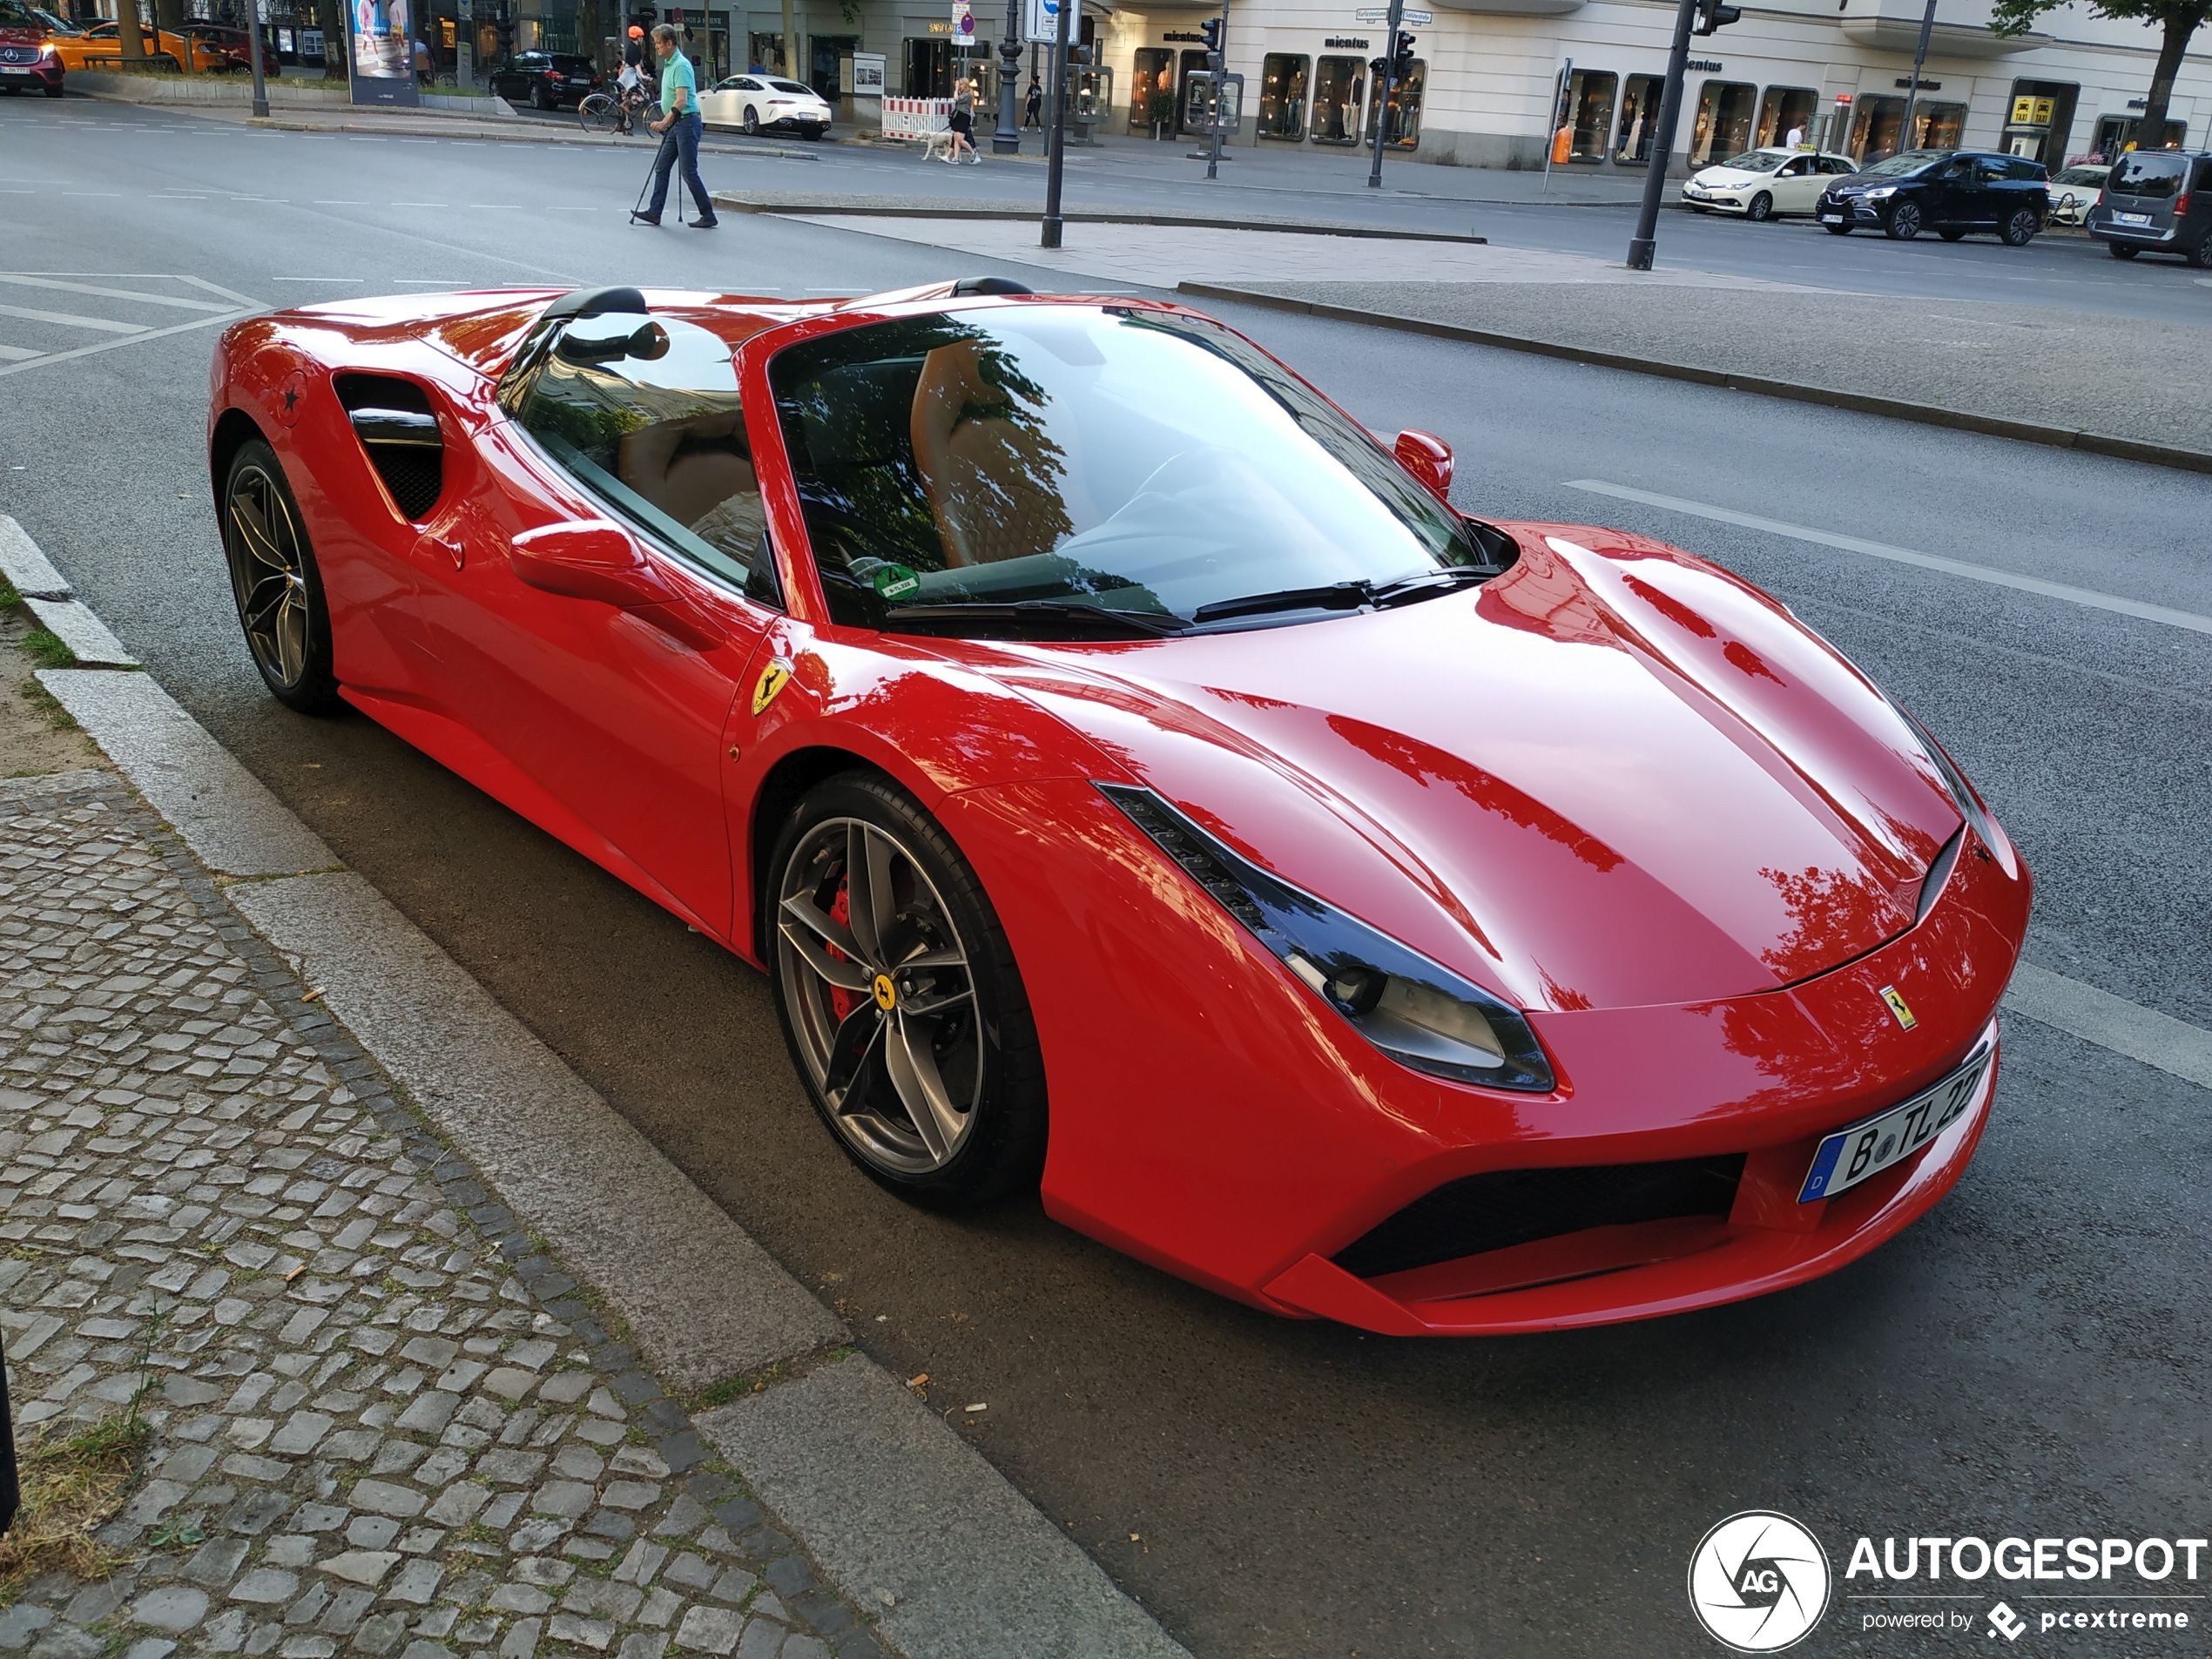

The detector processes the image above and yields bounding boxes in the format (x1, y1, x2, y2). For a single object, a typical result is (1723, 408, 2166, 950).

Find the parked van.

(2087, 150, 2212, 267)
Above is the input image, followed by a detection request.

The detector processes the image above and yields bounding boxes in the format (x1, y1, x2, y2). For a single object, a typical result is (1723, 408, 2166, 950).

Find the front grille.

(0, 46, 37, 63)
(1333, 1156, 1746, 1280)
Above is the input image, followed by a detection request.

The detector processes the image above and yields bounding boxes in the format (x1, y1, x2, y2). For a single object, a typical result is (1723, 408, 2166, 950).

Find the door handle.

(412, 531, 465, 570)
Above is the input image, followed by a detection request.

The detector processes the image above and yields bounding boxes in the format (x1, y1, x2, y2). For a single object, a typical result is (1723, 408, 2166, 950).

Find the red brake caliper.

(826, 880, 858, 1022)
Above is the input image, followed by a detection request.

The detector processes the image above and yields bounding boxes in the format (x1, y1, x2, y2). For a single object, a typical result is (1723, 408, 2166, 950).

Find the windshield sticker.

(872, 564, 921, 604)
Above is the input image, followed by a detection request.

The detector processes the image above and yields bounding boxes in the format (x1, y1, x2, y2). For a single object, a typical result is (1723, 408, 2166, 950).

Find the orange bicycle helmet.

(627, 24, 643, 37)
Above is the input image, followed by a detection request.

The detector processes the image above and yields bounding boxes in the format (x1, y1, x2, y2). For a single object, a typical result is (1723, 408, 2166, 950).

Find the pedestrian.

(1784, 121, 1805, 150)
(634, 23, 718, 227)
(412, 32, 432, 84)
(1022, 73, 1042, 129)
(945, 78, 978, 164)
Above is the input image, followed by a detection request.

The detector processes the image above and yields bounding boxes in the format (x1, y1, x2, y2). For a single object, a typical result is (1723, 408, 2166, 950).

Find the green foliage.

(23, 629, 75, 670)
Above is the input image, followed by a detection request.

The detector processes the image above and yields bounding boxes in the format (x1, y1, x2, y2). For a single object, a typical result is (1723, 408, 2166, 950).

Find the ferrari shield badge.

(1878, 986, 1917, 1030)
(752, 662, 793, 718)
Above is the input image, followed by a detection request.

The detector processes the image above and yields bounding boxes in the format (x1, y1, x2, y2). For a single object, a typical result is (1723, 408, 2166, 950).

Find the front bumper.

(1817, 193, 1884, 224)
(946, 774, 2032, 1336)
(0, 59, 62, 89)
(1681, 185, 1750, 213)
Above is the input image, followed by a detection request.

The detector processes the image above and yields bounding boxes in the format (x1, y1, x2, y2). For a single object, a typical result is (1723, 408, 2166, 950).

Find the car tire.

(742, 105, 759, 134)
(531, 81, 552, 110)
(2188, 237, 2212, 270)
(767, 772, 1048, 1208)
(1824, 222, 1851, 235)
(2000, 206, 2040, 246)
(44, 82, 65, 97)
(221, 439, 341, 716)
(1885, 202, 1923, 239)
(2107, 241, 2138, 260)
(1938, 226, 1967, 241)
(1747, 192, 1773, 223)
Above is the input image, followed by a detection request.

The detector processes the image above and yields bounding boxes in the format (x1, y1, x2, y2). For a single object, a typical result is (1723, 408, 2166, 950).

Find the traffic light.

(1694, 0, 1740, 32)
(1197, 16, 1222, 57)
(1391, 30, 1414, 79)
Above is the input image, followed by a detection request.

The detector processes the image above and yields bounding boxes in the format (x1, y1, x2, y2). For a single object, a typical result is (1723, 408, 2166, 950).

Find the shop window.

(1847, 93, 1903, 161)
(1614, 73, 1662, 164)
(1689, 80, 1756, 165)
(1130, 47, 1171, 131)
(1364, 60, 1423, 149)
(2092, 112, 2188, 158)
(1310, 54, 1365, 145)
(1755, 85, 1815, 148)
(1561, 69, 1615, 163)
(1259, 51, 1309, 141)
(1912, 100, 1966, 150)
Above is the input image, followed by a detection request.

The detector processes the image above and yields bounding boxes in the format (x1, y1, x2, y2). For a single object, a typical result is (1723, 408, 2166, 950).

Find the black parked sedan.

(1817, 149, 2049, 244)
(489, 50, 601, 111)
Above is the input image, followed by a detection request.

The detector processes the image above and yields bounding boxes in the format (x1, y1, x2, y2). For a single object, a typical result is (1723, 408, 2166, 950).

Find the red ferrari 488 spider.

(206, 279, 2030, 1335)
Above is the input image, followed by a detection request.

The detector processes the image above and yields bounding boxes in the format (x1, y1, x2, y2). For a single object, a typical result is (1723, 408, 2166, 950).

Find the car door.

(1772, 155, 1818, 213)
(402, 305, 785, 939)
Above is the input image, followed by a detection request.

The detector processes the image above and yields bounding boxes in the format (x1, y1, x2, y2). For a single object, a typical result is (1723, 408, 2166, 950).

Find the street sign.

(1355, 6, 1428, 19)
(953, 0, 974, 40)
(1024, 0, 1060, 45)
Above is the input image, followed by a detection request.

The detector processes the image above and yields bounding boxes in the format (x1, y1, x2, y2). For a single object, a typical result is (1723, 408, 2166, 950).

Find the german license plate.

(1799, 1047, 1991, 1203)
(0, 66, 31, 75)
(2116, 212, 2151, 225)
(1819, 212, 1843, 223)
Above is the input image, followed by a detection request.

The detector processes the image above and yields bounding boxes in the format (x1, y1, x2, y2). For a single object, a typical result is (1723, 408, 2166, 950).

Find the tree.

(116, 0, 147, 64)
(779, 0, 795, 77)
(576, 0, 601, 71)
(1991, 0, 2207, 152)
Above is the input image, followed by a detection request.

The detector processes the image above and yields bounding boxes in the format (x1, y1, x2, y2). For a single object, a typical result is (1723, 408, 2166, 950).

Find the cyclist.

(616, 25, 646, 132)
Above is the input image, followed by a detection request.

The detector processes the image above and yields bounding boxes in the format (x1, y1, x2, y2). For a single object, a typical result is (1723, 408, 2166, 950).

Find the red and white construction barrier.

(879, 96, 954, 141)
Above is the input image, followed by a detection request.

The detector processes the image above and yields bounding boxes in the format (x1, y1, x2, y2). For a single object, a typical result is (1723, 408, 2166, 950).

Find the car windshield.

(2107, 152, 2186, 197)
(3, 0, 44, 25)
(1863, 150, 1946, 177)
(768, 78, 813, 95)
(1715, 151, 1788, 173)
(2053, 165, 2107, 185)
(27, 4, 78, 30)
(770, 306, 1494, 636)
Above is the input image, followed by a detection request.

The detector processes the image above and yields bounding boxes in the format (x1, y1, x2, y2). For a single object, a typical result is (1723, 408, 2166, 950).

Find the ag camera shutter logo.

(1689, 1511, 1832, 1652)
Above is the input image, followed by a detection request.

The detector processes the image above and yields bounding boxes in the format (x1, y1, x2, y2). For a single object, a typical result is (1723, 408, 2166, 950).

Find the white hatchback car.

(698, 73, 833, 138)
(1681, 148, 1860, 221)
(2046, 163, 2111, 226)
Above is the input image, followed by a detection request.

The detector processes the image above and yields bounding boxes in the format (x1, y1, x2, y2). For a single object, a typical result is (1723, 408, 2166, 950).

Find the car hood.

(990, 525, 1964, 1014)
(1691, 166, 1768, 187)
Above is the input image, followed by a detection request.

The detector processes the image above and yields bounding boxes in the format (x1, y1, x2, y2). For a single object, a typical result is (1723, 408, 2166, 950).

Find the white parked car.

(2046, 164, 2110, 226)
(1681, 148, 1861, 221)
(698, 73, 833, 138)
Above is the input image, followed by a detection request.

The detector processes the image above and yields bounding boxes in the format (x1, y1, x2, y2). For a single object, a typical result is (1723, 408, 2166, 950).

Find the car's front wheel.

(222, 439, 341, 714)
(1747, 191, 1773, 223)
(2000, 206, 2040, 246)
(1824, 221, 1851, 235)
(1939, 226, 1967, 241)
(769, 774, 1047, 1205)
(1885, 201, 1923, 239)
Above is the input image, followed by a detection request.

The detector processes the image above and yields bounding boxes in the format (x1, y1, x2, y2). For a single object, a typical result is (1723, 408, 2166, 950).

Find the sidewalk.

(0, 538, 1192, 1659)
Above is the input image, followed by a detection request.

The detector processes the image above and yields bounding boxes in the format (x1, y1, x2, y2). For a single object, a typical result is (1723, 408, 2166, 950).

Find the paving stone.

(383, 1560, 443, 1604)
(348, 1479, 428, 1520)
(130, 1587, 210, 1633)
(316, 1551, 400, 1588)
(672, 1606, 745, 1656)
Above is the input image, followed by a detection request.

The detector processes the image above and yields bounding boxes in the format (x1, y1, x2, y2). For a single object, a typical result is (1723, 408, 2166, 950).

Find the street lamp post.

(1901, 0, 1937, 152)
(1039, 0, 1069, 246)
(992, 0, 1021, 152)
(1624, 0, 1698, 269)
(1365, 0, 1400, 188)
(246, 0, 270, 115)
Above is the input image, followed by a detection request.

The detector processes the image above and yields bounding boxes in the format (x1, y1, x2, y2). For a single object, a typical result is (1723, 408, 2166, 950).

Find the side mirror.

(508, 520, 671, 608)
(1393, 428, 1454, 504)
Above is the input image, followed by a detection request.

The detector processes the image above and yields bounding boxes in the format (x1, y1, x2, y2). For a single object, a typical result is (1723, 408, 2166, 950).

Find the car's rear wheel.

(531, 80, 553, 110)
(769, 775, 1046, 1205)
(2000, 206, 2040, 246)
(1747, 191, 1773, 223)
(1885, 201, 1923, 239)
(2188, 237, 2212, 270)
(2107, 241, 2138, 259)
(222, 439, 340, 714)
(742, 105, 759, 134)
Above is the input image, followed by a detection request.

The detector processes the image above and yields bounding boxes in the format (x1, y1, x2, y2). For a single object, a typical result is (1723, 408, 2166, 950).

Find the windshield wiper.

(1368, 566, 1496, 607)
(881, 600, 1187, 638)
(1190, 581, 1375, 625)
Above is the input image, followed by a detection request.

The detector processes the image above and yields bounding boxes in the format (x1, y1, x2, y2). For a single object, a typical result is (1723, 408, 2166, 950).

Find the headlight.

(1866, 185, 1897, 199)
(1097, 783, 1556, 1092)
(1898, 711, 1993, 847)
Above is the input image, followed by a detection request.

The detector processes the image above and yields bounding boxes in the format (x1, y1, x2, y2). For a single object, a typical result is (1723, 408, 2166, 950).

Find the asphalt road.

(5, 98, 2210, 1659)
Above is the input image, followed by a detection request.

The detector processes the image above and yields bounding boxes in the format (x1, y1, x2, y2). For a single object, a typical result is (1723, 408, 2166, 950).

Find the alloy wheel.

(1888, 202, 1922, 239)
(776, 816, 983, 1177)
(225, 463, 312, 690)
(2004, 208, 2039, 246)
(1748, 192, 1772, 223)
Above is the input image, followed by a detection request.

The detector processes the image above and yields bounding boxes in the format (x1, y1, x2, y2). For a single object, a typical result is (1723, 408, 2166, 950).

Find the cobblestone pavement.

(0, 768, 884, 1659)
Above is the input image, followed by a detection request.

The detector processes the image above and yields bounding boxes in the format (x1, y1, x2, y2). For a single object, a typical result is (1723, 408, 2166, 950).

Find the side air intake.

(334, 374, 444, 522)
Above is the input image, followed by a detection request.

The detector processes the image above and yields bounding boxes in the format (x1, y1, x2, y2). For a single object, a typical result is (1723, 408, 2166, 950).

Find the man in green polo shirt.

(633, 23, 718, 228)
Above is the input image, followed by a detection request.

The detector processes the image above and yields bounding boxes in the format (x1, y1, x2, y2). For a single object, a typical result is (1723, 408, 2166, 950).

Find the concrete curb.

(1175, 281, 2212, 476)
(240, 115, 826, 160)
(11, 522, 1193, 1659)
(729, 194, 1487, 243)
(3, 514, 138, 666)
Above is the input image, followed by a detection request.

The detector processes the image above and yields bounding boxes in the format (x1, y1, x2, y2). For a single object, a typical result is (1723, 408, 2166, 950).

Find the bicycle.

(579, 85, 658, 137)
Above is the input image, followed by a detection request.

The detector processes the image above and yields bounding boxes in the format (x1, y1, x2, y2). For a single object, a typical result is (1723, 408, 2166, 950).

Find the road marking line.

(0, 306, 250, 381)
(0, 342, 40, 361)
(269, 277, 364, 282)
(1562, 479, 2212, 639)
(0, 302, 145, 334)
(0, 273, 232, 313)
(313, 199, 371, 205)
(2005, 964, 2212, 1093)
